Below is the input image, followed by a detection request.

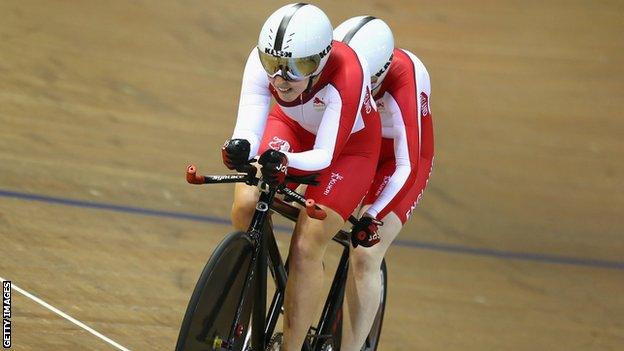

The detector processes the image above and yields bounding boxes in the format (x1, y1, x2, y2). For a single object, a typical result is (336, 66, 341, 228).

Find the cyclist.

(221, 4, 381, 350)
(334, 16, 435, 350)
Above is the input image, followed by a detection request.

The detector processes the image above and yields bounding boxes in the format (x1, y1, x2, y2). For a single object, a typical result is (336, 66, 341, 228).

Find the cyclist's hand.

(258, 149, 288, 187)
(222, 139, 251, 171)
(351, 216, 382, 248)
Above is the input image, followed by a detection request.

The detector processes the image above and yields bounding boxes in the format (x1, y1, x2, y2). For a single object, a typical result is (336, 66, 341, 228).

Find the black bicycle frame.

(247, 186, 276, 349)
(197, 172, 355, 351)
(313, 242, 350, 350)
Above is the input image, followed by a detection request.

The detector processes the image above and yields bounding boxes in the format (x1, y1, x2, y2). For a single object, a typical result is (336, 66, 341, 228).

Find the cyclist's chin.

(276, 89, 301, 102)
(271, 80, 308, 102)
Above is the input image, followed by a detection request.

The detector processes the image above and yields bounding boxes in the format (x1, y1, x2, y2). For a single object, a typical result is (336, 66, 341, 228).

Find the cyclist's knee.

(350, 248, 384, 278)
(231, 200, 255, 231)
(289, 207, 344, 265)
(231, 184, 259, 231)
(289, 233, 325, 266)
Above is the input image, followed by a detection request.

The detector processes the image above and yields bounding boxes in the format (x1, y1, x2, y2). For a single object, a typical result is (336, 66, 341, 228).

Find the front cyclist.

(334, 16, 435, 350)
(221, 4, 381, 350)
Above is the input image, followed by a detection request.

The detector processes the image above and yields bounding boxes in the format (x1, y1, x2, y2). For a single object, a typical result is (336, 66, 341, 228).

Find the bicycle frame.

(248, 186, 276, 349)
(185, 165, 357, 351)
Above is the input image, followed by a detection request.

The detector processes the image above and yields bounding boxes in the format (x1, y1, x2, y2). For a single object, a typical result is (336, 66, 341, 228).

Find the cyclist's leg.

(282, 205, 345, 351)
(282, 152, 378, 351)
(230, 107, 302, 231)
(231, 182, 260, 231)
(341, 208, 400, 351)
(341, 155, 433, 351)
(340, 152, 396, 350)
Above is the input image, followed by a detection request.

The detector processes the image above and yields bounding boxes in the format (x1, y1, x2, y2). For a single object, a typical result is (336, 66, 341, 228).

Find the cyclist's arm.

(367, 49, 434, 220)
(283, 50, 369, 172)
(366, 91, 420, 219)
(283, 83, 360, 171)
(231, 48, 272, 159)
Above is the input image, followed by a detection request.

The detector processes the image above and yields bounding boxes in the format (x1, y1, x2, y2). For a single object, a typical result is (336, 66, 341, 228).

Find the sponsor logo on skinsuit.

(405, 193, 423, 220)
(405, 164, 433, 220)
(420, 92, 430, 117)
(268, 136, 291, 152)
(313, 97, 326, 111)
(362, 87, 374, 114)
(323, 172, 344, 195)
(375, 176, 391, 197)
(376, 99, 385, 113)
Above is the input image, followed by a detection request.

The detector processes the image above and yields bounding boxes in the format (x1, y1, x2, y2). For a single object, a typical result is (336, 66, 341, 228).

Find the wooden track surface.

(1, 1, 622, 350)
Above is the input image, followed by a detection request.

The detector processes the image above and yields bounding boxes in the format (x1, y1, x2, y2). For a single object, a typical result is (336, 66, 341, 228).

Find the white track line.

(0, 276, 131, 351)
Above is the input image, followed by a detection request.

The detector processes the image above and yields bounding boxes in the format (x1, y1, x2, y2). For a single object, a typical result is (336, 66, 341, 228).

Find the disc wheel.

(317, 259, 387, 351)
(176, 231, 255, 351)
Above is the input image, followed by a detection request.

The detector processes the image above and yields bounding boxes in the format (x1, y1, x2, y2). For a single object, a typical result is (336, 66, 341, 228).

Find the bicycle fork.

(213, 188, 276, 350)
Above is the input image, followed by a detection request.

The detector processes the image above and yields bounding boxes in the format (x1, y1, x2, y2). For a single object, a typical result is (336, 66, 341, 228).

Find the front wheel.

(176, 231, 255, 351)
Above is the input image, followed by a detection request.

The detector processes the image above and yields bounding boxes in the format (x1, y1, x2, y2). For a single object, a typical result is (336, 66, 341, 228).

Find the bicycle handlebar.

(305, 199, 327, 220)
(186, 164, 328, 220)
(186, 165, 203, 184)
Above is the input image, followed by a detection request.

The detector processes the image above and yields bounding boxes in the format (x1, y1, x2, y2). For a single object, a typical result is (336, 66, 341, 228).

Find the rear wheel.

(176, 231, 255, 351)
(318, 259, 388, 351)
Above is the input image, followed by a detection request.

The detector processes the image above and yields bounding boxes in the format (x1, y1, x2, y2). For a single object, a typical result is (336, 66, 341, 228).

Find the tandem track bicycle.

(175, 164, 386, 351)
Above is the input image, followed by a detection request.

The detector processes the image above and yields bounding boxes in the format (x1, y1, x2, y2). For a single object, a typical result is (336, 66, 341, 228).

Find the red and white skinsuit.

(231, 41, 381, 220)
(363, 48, 435, 223)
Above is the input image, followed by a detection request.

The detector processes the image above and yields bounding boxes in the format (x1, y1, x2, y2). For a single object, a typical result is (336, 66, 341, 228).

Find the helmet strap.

(303, 75, 318, 94)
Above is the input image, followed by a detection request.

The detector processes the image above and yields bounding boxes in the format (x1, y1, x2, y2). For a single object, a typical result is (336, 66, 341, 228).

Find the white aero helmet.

(258, 3, 333, 81)
(334, 16, 394, 90)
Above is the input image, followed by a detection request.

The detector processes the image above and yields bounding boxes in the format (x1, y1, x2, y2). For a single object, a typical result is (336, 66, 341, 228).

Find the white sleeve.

(283, 85, 345, 171)
(231, 48, 272, 158)
(367, 95, 413, 218)
(368, 50, 431, 219)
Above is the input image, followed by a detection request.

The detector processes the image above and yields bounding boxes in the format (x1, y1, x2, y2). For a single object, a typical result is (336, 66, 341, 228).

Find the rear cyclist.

(221, 4, 381, 350)
(334, 16, 435, 351)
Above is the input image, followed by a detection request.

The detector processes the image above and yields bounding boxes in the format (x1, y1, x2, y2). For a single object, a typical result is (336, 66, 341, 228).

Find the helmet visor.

(258, 49, 321, 81)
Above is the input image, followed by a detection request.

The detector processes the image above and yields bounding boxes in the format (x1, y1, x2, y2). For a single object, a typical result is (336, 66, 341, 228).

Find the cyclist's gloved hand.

(351, 216, 382, 248)
(222, 139, 251, 172)
(258, 149, 288, 187)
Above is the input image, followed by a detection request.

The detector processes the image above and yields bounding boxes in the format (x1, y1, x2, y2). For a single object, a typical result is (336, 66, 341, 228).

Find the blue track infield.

(1, 188, 622, 271)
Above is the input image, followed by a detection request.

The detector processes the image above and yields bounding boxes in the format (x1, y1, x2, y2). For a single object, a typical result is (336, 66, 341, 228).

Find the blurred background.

(0, 0, 622, 350)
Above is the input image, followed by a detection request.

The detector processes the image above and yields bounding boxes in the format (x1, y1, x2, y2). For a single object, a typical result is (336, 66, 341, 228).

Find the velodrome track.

(1, 1, 622, 350)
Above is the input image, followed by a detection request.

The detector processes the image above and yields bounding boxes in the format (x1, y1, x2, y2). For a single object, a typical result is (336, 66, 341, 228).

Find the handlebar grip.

(186, 164, 205, 184)
(305, 199, 327, 220)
